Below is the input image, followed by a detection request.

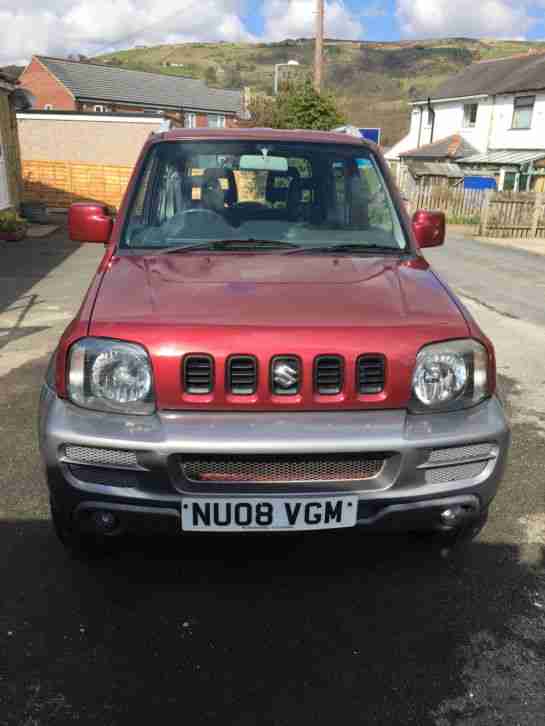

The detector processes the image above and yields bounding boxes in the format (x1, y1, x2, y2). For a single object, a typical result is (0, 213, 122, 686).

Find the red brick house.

(19, 56, 243, 128)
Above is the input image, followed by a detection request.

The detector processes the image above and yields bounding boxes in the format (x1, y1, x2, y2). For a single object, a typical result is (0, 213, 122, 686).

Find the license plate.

(181, 496, 358, 532)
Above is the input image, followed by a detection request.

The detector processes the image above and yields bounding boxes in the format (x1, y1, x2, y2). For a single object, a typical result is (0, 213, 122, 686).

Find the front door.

(0, 125, 11, 210)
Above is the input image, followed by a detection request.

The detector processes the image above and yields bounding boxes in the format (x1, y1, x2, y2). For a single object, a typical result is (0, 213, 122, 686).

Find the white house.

(386, 51, 545, 192)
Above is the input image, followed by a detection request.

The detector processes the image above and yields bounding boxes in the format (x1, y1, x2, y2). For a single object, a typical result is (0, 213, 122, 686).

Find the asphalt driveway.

(0, 230, 543, 725)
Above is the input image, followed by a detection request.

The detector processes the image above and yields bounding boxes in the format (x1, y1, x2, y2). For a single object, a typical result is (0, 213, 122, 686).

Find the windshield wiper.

(284, 243, 405, 256)
(157, 239, 300, 255)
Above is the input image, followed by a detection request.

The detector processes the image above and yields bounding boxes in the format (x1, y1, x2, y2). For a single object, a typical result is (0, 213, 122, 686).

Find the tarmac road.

(0, 231, 543, 726)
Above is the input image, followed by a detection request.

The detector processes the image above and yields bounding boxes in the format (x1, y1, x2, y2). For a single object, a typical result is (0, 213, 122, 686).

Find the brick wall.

(19, 58, 76, 111)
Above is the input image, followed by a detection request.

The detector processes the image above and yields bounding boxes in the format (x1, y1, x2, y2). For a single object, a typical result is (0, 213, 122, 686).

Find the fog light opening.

(440, 506, 465, 526)
(92, 511, 119, 534)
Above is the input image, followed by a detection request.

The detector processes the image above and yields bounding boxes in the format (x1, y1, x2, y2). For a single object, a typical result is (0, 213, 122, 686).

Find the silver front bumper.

(39, 385, 510, 528)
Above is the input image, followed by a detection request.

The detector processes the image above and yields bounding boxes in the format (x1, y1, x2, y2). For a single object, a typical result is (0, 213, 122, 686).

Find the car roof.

(155, 127, 372, 148)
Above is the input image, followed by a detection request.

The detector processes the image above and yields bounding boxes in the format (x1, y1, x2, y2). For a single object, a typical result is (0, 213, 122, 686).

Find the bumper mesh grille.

(427, 443, 495, 465)
(424, 461, 488, 484)
(64, 445, 139, 469)
(180, 453, 386, 484)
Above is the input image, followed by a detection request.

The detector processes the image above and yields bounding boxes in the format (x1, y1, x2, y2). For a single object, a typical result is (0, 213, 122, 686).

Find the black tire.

(50, 500, 118, 560)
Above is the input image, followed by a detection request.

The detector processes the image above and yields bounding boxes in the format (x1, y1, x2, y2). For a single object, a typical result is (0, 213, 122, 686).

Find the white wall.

(386, 97, 492, 160)
(416, 98, 492, 153)
(489, 93, 545, 150)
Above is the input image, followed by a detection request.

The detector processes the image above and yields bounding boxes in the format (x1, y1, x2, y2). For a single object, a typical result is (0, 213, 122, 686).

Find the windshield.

(121, 140, 407, 252)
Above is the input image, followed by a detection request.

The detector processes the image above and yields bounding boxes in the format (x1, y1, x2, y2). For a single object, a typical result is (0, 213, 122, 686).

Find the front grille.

(357, 355, 386, 394)
(180, 452, 385, 483)
(183, 355, 213, 394)
(424, 461, 488, 484)
(315, 355, 343, 395)
(227, 355, 257, 395)
(426, 443, 495, 465)
(64, 445, 139, 469)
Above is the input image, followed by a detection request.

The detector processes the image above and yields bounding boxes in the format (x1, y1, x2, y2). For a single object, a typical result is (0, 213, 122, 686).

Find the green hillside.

(94, 37, 545, 145)
(17, 37, 545, 146)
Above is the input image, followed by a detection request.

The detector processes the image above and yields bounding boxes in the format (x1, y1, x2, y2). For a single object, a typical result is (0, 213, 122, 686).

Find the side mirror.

(412, 210, 446, 248)
(68, 203, 113, 244)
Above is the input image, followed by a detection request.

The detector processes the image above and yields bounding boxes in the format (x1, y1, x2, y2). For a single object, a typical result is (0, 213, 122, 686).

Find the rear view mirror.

(239, 155, 288, 172)
(412, 210, 446, 248)
(68, 203, 113, 244)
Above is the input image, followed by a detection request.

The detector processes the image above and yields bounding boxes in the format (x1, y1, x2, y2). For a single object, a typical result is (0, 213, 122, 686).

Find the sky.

(2, 0, 545, 66)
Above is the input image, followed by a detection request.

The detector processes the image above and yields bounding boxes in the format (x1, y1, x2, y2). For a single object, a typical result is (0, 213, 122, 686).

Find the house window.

(463, 103, 478, 128)
(208, 114, 226, 128)
(512, 96, 535, 130)
(425, 108, 434, 127)
(185, 112, 197, 128)
(44, 104, 53, 110)
(93, 105, 105, 112)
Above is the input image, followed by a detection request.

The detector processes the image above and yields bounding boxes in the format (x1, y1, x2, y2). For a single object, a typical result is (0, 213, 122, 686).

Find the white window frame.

(93, 105, 105, 113)
(463, 103, 478, 128)
(207, 114, 226, 128)
(512, 96, 535, 130)
(185, 112, 197, 128)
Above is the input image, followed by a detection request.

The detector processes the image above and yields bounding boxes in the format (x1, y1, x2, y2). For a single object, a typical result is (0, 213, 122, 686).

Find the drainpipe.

(417, 106, 424, 148)
(427, 97, 436, 144)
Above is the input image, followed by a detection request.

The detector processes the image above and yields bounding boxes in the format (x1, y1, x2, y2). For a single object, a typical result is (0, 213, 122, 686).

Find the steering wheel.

(180, 208, 225, 222)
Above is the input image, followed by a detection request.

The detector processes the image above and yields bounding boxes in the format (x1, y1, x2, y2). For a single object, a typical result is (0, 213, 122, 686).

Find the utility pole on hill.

(314, 0, 324, 93)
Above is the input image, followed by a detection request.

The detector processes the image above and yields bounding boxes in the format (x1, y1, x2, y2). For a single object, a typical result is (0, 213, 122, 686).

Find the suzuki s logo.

(273, 360, 299, 390)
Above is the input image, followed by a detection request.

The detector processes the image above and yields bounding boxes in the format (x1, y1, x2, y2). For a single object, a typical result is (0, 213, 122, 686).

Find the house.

(0, 72, 26, 212)
(386, 51, 545, 192)
(19, 56, 243, 129)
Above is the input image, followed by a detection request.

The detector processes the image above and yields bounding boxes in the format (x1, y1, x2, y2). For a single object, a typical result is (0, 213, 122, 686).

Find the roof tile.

(35, 56, 242, 115)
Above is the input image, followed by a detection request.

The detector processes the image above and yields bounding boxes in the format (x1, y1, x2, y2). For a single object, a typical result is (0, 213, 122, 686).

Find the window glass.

(185, 113, 197, 129)
(463, 104, 478, 127)
(512, 96, 535, 130)
(208, 114, 226, 128)
(121, 141, 407, 251)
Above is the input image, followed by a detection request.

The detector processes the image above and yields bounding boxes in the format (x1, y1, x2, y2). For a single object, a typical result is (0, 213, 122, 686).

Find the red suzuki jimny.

(39, 128, 510, 556)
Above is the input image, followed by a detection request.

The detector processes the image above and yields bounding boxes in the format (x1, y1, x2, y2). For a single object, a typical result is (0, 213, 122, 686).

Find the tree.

(204, 66, 217, 85)
(242, 81, 345, 131)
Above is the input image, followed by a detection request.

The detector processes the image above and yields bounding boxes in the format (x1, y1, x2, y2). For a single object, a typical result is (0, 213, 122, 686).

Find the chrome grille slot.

(357, 355, 385, 394)
(183, 355, 213, 394)
(64, 445, 139, 469)
(180, 452, 386, 484)
(315, 355, 343, 395)
(424, 461, 488, 484)
(227, 355, 257, 395)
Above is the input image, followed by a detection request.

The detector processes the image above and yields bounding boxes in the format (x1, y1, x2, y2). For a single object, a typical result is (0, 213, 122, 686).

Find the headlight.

(68, 338, 155, 415)
(410, 339, 489, 413)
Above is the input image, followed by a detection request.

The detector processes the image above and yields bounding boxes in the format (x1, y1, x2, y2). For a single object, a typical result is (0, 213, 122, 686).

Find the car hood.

(91, 253, 466, 330)
(89, 252, 469, 411)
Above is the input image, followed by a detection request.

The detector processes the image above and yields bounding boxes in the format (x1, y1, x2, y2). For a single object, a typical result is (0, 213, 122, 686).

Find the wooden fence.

(408, 185, 486, 221)
(479, 191, 545, 238)
(407, 185, 545, 238)
(22, 160, 132, 210)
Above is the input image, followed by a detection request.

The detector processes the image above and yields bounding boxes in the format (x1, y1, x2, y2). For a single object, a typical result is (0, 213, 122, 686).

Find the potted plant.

(0, 210, 27, 242)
